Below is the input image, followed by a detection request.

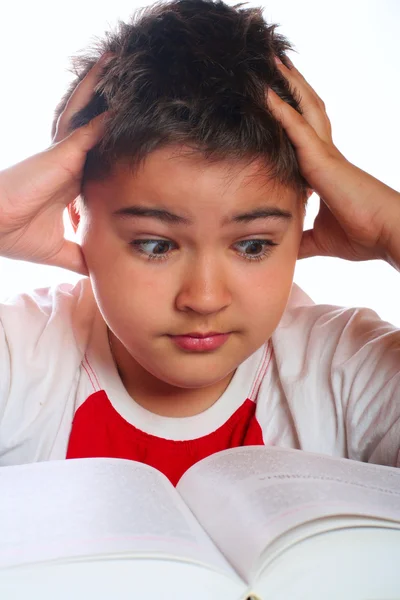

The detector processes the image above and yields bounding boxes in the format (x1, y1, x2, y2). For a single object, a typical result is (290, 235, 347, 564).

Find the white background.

(0, 0, 399, 324)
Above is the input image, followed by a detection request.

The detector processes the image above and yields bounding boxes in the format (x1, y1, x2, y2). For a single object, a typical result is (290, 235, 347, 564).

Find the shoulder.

(257, 283, 400, 464)
(273, 282, 400, 370)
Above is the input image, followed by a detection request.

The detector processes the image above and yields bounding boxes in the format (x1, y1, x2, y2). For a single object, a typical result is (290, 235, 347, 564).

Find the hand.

(267, 57, 400, 268)
(0, 55, 110, 275)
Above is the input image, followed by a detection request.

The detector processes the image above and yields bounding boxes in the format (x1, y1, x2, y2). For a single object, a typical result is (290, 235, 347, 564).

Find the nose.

(175, 254, 232, 315)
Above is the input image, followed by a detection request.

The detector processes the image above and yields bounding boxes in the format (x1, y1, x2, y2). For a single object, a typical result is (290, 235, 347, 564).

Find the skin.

(77, 147, 306, 416)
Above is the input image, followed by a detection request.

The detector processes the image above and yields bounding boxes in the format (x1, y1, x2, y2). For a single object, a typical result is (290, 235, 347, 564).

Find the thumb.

(46, 240, 89, 275)
(297, 229, 321, 260)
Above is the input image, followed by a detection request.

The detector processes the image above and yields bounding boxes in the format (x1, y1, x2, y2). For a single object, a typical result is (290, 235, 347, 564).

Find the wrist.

(384, 245, 400, 274)
(381, 204, 400, 273)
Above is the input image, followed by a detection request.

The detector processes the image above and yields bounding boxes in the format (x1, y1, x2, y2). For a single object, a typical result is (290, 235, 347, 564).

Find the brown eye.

(129, 239, 176, 261)
(234, 239, 278, 262)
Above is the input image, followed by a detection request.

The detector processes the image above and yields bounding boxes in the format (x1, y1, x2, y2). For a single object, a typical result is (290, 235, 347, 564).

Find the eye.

(129, 238, 279, 263)
(234, 239, 279, 262)
(129, 239, 175, 261)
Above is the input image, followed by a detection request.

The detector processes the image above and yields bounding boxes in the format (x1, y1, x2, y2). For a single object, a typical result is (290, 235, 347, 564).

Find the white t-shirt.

(0, 277, 399, 485)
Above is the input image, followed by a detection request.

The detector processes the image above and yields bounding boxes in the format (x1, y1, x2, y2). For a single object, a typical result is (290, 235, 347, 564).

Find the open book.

(1, 446, 400, 600)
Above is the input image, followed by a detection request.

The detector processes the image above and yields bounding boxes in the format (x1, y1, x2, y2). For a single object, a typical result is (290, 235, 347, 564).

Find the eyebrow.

(112, 205, 293, 226)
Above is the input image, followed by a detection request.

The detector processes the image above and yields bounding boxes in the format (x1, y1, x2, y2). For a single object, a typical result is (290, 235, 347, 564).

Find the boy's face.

(78, 145, 305, 409)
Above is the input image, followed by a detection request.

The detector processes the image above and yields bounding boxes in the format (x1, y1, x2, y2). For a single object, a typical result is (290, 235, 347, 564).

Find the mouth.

(169, 332, 231, 352)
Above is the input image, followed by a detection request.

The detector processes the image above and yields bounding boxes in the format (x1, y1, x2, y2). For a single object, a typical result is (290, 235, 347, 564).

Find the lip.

(170, 333, 231, 352)
(178, 331, 224, 338)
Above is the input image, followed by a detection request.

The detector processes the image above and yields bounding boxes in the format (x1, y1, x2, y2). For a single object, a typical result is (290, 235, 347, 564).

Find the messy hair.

(52, 0, 309, 206)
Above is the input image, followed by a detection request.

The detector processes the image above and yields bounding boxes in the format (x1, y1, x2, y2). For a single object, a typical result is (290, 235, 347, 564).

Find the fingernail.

(274, 56, 283, 64)
(99, 53, 113, 67)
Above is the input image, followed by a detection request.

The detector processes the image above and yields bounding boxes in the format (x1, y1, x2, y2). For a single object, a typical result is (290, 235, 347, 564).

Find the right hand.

(0, 55, 110, 275)
(268, 57, 400, 266)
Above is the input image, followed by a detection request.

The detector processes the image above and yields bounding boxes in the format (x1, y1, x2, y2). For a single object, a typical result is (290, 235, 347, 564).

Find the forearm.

(348, 165, 400, 273)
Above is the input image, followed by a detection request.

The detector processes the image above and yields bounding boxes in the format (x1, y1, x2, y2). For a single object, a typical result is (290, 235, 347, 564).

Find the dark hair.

(52, 0, 308, 204)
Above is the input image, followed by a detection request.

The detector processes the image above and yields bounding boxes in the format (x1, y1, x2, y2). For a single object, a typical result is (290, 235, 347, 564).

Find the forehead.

(89, 145, 301, 215)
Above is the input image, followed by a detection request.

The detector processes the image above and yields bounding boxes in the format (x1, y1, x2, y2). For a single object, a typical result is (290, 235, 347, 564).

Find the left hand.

(266, 57, 400, 269)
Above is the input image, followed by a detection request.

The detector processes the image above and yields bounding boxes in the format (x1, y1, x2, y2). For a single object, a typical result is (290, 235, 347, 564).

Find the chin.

(149, 362, 235, 390)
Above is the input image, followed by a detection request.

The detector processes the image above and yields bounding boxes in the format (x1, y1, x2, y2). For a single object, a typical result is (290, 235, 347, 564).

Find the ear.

(68, 200, 81, 234)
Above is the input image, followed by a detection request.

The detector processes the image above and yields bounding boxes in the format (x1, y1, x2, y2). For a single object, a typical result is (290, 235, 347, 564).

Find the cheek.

(78, 215, 173, 334)
(238, 242, 298, 330)
(89, 267, 171, 341)
(84, 244, 173, 328)
(246, 270, 293, 320)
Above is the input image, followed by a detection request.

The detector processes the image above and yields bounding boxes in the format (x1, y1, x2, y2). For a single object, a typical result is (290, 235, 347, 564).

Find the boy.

(0, 0, 399, 486)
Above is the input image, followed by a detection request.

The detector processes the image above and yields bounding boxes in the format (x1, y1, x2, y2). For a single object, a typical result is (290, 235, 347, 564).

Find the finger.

(266, 88, 327, 154)
(54, 53, 112, 143)
(274, 58, 332, 144)
(53, 110, 110, 156)
(275, 56, 326, 109)
(67, 111, 110, 153)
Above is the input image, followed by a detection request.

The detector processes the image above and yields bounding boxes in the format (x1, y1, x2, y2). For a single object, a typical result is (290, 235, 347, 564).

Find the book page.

(256, 527, 400, 599)
(0, 559, 246, 600)
(258, 514, 400, 575)
(0, 457, 239, 582)
(177, 445, 400, 583)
